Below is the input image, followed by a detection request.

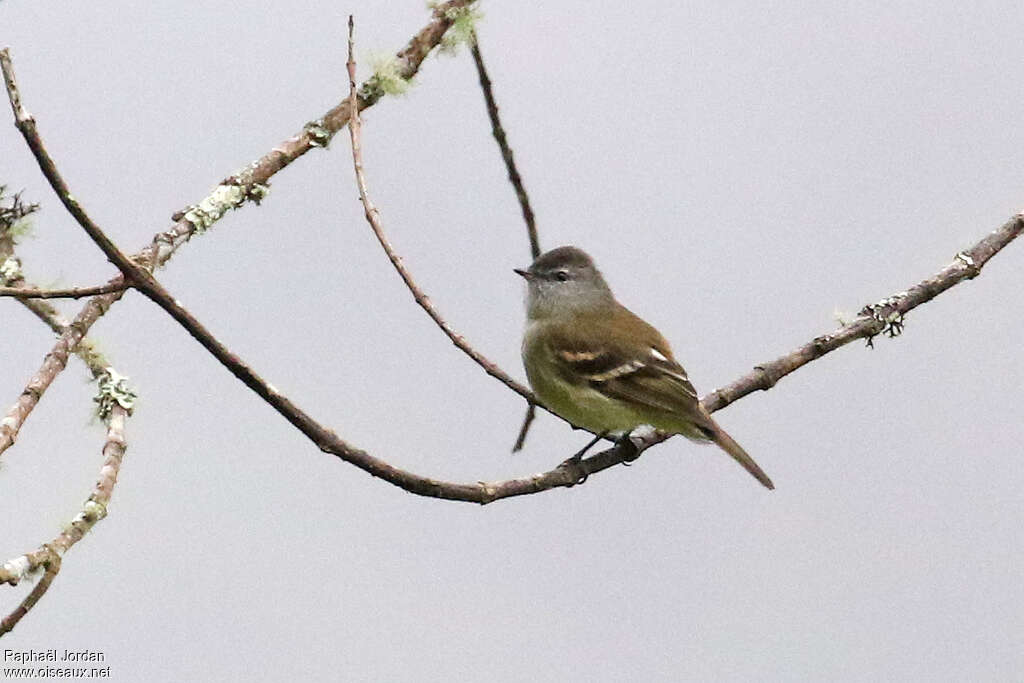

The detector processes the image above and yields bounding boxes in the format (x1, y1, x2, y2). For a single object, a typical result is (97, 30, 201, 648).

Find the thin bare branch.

(470, 32, 540, 260)
(346, 20, 534, 402)
(468, 31, 544, 451)
(0, 281, 125, 299)
(511, 403, 536, 452)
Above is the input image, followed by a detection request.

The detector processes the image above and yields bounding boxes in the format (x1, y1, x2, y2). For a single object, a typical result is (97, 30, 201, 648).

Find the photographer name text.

(4, 649, 105, 664)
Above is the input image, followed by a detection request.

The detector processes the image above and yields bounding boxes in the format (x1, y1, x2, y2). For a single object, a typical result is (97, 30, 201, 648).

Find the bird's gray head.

(514, 246, 614, 319)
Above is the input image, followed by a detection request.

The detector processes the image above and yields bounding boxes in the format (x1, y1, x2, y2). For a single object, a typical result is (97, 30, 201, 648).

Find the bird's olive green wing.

(544, 305, 706, 421)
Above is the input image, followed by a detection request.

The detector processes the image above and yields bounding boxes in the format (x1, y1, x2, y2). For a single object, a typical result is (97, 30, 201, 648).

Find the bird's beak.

(513, 268, 534, 280)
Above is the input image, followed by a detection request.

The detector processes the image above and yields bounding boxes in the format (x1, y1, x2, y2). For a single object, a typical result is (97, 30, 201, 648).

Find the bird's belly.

(524, 362, 708, 440)
(526, 369, 647, 436)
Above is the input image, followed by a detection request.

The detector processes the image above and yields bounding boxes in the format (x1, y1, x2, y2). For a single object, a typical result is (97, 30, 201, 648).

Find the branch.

(511, 404, 537, 452)
(0, 4, 474, 455)
(1, 404, 128, 635)
(0, 281, 125, 299)
(468, 31, 543, 451)
(470, 32, 540, 260)
(346, 19, 533, 403)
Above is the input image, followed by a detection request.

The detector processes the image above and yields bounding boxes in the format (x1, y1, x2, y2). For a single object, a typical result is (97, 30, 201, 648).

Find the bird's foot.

(620, 425, 656, 465)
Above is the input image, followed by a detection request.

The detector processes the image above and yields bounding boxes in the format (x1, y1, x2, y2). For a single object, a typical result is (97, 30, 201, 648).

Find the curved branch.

(346, 19, 533, 403)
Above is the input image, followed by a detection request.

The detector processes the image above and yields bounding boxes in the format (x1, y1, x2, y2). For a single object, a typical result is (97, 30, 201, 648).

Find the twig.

(346, 19, 534, 402)
(0, 281, 126, 298)
(0, 5, 474, 456)
(470, 32, 540, 260)
(1, 404, 128, 635)
(468, 31, 544, 451)
(511, 404, 536, 452)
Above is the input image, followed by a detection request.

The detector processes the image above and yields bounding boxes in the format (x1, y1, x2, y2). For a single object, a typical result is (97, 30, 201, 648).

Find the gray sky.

(2, 2, 1023, 681)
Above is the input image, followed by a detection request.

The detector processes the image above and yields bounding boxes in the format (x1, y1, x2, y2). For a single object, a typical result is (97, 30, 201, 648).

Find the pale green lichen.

(0, 255, 22, 283)
(76, 337, 112, 378)
(304, 119, 332, 148)
(360, 54, 414, 102)
(861, 294, 907, 346)
(81, 499, 108, 522)
(247, 182, 270, 204)
(182, 183, 248, 234)
(431, 2, 483, 55)
(2, 556, 31, 582)
(4, 216, 35, 241)
(93, 367, 138, 421)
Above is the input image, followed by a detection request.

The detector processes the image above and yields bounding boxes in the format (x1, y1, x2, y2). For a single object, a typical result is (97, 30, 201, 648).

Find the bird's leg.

(558, 431, 608, 486)
(567, 431, 608, 463)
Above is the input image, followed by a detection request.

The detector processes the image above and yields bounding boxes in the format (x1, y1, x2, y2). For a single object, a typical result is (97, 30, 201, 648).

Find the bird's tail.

(707, 420, 774, 490)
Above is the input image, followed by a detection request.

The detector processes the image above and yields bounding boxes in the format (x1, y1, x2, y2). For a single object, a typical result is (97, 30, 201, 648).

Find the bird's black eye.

(554, 270, 570, 282)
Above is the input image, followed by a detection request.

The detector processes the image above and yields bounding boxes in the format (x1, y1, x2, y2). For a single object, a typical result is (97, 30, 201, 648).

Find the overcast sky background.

(2, 2, 1023, 681)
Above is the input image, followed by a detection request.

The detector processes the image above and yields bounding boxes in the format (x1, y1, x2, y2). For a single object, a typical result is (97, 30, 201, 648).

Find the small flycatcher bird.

(516, 246, 774, 489)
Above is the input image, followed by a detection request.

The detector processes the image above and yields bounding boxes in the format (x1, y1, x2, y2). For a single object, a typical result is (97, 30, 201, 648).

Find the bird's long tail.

(708, 420, 774, 490)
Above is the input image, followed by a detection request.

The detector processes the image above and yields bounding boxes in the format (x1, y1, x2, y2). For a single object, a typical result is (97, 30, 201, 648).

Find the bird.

(515, 245, 774, 489)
